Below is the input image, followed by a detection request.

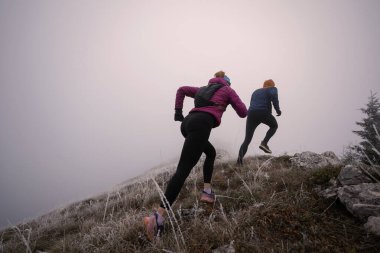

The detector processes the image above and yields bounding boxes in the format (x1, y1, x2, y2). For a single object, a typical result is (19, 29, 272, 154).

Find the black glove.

(276, 110, 282, 117)
(174, 109, 184, 122)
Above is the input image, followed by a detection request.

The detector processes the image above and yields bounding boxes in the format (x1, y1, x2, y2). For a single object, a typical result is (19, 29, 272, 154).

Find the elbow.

(239, 109, 248, 118)
(176, 86, 184, 94)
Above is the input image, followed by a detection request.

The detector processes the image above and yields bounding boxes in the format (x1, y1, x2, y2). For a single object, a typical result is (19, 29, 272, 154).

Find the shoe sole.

(200, 197, 215, 204)
(143, 217, 155, 241)
(259, 145, 272, 154)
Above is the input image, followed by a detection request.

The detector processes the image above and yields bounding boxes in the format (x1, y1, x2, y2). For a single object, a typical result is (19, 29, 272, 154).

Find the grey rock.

(328, 178, 338, 187)
(338, 183, 380, 220)
(364, 216, 380, 235)
(318, 186, 339, 199)
(337, 165, 372, 186)
(290, 151, 341, 169)
(321, 151, 340, 162)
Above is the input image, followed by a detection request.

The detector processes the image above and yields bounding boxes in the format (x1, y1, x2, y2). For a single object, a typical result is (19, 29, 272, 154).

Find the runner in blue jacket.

(238, 79, 281, 164)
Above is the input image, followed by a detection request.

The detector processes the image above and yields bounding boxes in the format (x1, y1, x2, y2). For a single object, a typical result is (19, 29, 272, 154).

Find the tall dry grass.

(1, 155, 380, 252)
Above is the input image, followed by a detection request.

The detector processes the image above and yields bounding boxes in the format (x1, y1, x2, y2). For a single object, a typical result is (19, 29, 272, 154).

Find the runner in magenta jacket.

(143, 71, 247, 241)
(175, 77, 248, 126)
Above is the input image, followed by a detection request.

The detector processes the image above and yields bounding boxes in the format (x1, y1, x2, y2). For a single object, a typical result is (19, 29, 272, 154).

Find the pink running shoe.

(143, 211, 164, 241)
(200, 190, 215, 204)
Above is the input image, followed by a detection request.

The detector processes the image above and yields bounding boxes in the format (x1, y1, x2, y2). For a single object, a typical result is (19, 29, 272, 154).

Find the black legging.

(161, 112, 216, 208)
(239, 110, 278, 159)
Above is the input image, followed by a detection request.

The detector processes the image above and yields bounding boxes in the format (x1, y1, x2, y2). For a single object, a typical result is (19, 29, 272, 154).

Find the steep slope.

(1, 155, 380, 253)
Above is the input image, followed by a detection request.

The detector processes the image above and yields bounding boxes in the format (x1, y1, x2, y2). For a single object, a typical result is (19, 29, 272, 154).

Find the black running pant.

(161, 112, 216, 208)
(239, 110, 278, 159)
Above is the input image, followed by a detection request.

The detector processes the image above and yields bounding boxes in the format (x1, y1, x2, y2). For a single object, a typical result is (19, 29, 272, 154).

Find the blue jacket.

(248, 87, 281, 114)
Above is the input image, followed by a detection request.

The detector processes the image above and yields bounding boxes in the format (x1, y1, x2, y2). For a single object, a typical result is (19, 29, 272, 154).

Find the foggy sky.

(1, 0, 379, 228)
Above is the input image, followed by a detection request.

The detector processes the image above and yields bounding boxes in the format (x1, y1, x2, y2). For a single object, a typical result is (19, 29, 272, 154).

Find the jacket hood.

(208, 77, 229, 86)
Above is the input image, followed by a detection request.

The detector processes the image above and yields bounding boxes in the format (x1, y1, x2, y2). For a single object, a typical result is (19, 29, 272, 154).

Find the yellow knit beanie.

(214, 71, 225, 78)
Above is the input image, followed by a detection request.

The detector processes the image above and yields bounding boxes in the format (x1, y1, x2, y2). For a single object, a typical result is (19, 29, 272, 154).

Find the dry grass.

(1, 155, 380, 253)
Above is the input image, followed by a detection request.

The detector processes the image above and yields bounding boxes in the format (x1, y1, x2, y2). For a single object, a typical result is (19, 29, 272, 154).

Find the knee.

(172, 169, 190, 184)
(209, 147, 216, 160)
(203, 145, 216, 161)
(272, 122, 278, 130)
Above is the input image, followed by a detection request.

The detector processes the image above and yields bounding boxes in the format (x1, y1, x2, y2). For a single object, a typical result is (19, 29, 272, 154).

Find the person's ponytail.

(214, 71, 225, 78)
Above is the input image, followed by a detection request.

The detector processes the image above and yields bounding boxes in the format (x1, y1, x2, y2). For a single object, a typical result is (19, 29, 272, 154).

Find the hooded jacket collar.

(208, 77, 229, 86)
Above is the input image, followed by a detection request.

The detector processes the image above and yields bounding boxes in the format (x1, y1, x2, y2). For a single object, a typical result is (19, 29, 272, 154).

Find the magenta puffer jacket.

(175, 77, 248, 127)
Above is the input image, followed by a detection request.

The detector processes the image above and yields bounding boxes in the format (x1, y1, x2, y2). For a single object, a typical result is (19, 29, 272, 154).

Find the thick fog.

(1, 0, 379, 228)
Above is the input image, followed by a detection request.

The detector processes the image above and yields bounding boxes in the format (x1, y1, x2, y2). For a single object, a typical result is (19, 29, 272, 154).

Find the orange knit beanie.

(263, 79, 275, 88)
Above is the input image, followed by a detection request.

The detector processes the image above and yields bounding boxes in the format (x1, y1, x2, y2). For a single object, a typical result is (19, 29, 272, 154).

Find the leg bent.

(203, 141, 216, 183)
(262, 114, 278, 144)
(161, 112, 214, 208)
(239, 111, 260, 159)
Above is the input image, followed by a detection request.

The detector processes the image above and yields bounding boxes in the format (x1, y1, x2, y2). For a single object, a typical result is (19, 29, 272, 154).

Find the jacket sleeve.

(175, 86, 199, 109)
(228, 88, 248, 118)
(269, 87, 281, 113)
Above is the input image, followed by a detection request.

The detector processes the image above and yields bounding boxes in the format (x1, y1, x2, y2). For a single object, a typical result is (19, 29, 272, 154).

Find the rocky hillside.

(1, 152, 380, 253)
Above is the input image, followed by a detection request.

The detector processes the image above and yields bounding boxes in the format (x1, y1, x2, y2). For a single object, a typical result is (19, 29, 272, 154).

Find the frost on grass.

(1, 156, 380, 252)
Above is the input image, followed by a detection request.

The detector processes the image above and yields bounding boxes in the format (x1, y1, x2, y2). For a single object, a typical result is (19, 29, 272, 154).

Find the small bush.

(309, 166, 342, 186)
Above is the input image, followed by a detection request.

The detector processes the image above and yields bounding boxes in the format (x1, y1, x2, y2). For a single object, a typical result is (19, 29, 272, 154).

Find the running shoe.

(143, 211, 164, 241)
(200, 189, 215, 204)
(259, 142, 272, 154)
